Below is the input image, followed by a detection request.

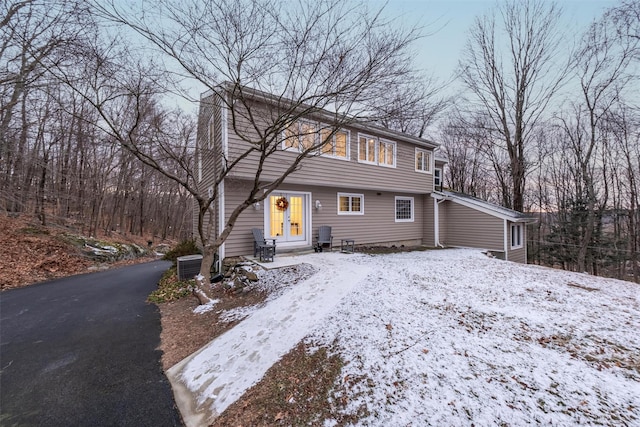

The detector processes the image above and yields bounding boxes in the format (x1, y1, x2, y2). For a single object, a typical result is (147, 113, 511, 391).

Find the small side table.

(260, 244, 276, 262)
(340, 239, 355, 254)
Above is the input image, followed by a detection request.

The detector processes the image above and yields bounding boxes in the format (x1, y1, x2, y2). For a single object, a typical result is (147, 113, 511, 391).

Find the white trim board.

(432, 192, 533, 223)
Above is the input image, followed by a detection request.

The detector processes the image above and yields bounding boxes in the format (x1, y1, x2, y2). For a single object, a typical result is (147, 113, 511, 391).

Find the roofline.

(201, 82, 439, 149)
(432, 191, 537, 223)
(348, 122, 438, 149)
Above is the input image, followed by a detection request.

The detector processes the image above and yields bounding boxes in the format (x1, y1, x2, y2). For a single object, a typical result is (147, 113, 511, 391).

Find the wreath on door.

(275, 196, 289, 211)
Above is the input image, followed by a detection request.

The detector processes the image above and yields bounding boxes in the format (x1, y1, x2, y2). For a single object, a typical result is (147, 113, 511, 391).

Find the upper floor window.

(283, 121, 318, 152)
(358, 135, 377, 163)
(358, 134, 396, 167)
(434, 168, 442, 188)
(283, 121, 350, 159)
(379, 140, 395, 167)
(338, 192, 364, 215)
(511, 224, 523, 249)
(320, 128, 350, 160)
(395, 196, 414, 222)
(415, 148, 432, 173)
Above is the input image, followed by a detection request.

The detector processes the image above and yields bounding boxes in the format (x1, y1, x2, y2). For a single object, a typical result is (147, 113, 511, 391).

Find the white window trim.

(281, 122, 295, 151)
(357, 133, 378, 165)
(415, 148, 433, 174)
(434, 168, 442, 187)
(395, 196, 414, 222)
(298, 120, 318, 152)
(378, 138, 397, 168)
(337, 192, 364, 215)
(511, 223, 523, 249)
(357, 133, 397, 167)
(319, 127, 350, 161)
(281, 120, 320, 153)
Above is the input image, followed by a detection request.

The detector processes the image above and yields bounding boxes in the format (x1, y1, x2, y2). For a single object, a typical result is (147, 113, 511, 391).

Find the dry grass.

(158, 287, 268, 370)
(0, 215, 156, 290)
(157, 265, 369, 425)
(212, 343, 349, 426)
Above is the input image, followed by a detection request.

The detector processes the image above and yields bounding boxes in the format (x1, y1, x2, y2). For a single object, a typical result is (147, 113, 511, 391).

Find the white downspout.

(217, 98, 229, 271)
(503, 219, 509, 261)
(523, 222, 528, 265)
(217, 180, 225, 272)
(434, 197, 446, 248)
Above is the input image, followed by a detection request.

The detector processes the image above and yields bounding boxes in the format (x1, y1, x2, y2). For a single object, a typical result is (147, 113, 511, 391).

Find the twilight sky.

(379, 0, 617, 93)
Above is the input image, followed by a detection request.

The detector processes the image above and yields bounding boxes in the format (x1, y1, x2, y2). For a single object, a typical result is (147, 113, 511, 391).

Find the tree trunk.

(37, 150, 49, 226)
(193, 246, 218, 304)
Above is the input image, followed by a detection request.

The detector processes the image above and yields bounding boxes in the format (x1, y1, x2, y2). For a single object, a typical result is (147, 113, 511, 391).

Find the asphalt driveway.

(0, 260, 183, 426)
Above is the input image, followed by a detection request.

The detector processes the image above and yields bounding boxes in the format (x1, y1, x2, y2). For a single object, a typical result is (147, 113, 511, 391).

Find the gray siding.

(225, 104, 434, 194)
(423, 196, 435, 246)
(193, 93, 223, 246)
(439, 201, 448, 244)
(506, 221, 527, 264)
(222, 181, 425, 257)
(194, 93, 528, 264)
(224, 180, 265, 256)
(440, 201, 504, 251)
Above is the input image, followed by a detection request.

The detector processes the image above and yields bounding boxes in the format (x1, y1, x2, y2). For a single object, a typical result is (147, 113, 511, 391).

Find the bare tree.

(457, 0, 567, 212)
(555, 2, 638, 272)
(1, 1, 194, 244)
(608, 0, 640, 49)
(605, 106, 640, 282)
(439, 112, 493, 199)
(372, 73, 448, 138)
(63, 0, 424, 303)
(1, 0, 87, 212)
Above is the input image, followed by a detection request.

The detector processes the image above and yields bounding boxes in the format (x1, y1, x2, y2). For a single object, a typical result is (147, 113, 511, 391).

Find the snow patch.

(172, 252, 371, 420)
(310, 249, 640, 425)
(218, 305, 259, 323)
(193, 299, 220, 314)
(170, 249, 640, 426)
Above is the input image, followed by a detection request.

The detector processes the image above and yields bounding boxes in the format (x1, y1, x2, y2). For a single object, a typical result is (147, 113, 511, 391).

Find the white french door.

(265, 192, 311, 247)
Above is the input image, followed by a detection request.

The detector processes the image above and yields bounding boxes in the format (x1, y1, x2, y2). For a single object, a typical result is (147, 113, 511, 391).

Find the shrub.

(163, 239, 201, 263)
(148, 267, 194, 303)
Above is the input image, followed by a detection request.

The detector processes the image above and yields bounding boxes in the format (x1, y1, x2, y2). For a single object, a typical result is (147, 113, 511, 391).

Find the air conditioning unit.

(177, 255, 203, 281)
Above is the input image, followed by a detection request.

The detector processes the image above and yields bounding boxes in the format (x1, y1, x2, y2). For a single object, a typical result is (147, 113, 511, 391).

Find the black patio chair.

(315, 225, 333, 252)
(252, 228, 276, 261)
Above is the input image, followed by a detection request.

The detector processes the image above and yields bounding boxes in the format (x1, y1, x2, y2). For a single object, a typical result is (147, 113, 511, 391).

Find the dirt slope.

(0, 215, 157, 290)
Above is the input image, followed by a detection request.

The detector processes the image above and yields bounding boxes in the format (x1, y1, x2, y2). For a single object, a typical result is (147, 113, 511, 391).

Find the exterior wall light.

(315, 200, 322, 210)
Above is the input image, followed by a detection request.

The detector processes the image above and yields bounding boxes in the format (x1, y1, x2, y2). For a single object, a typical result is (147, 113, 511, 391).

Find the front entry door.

(267, 193, 307, 244)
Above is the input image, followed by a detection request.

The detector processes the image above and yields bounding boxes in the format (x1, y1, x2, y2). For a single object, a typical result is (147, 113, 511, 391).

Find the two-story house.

(196, 84, 535, 265)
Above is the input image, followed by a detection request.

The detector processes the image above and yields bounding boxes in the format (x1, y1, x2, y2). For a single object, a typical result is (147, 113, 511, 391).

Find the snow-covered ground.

(169, 249, 640, 426)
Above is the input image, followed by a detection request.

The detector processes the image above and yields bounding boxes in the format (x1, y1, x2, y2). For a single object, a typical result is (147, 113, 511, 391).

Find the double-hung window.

(379, 140, 395, 167)
(415, 148, 432, 173)
(395, 196, 414, 222)
(320, 127, 349, 159)
(338, 193, 364, 215)
(358, 134, 396, 167)
(283, 121, 318, 152)
(358, 135, 377, 164)
(511, 224, 523, 249)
